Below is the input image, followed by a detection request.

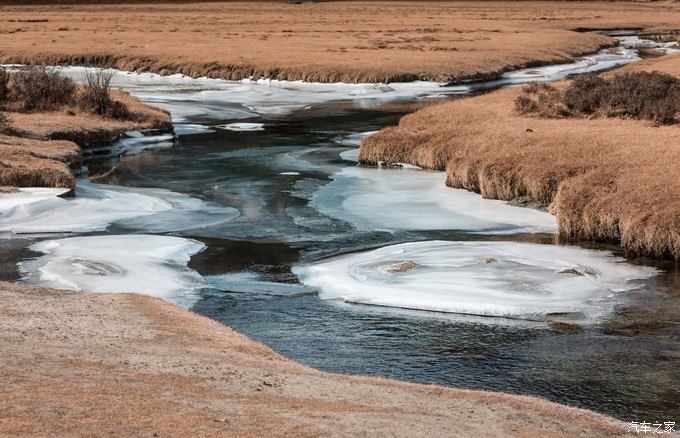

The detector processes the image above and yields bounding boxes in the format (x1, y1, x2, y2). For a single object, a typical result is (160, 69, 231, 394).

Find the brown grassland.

(360, 55, 680, 260)
(0, 280, 634, 437)
(0, 1, 679, 83)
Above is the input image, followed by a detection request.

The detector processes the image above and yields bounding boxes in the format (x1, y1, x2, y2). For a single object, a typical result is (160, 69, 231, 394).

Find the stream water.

(1, 36, 678, 421)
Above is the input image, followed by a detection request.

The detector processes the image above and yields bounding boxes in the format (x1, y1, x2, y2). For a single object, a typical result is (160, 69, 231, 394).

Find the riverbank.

(1, 85, 171, 190)
(360, 55, 680, 260)
(0, 280, 633, 436)
(1, 1, 679, 83)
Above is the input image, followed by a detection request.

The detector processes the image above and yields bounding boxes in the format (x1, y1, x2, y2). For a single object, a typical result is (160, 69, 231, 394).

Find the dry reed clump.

(516, 72, 680, 125)
(79, 69, 129, 119)
(360, 82, 680, 260)
(10, 66, 76, 112)
(5, 66, 134, 120)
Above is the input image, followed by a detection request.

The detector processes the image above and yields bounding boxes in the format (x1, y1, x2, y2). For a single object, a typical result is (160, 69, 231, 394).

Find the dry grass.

(1, 1, 679, 83)
(361, 55, 680, 260)
(0, 135, 79, 189)
(515, 72, 680, 125)
(0, 280, 632, 437)
(0, 74, 171, 189)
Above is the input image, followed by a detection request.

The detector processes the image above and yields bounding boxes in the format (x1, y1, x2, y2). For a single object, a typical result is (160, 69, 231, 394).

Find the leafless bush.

(516, 72, 680, 125)
(11, 66, 75, 111)
(602, 72, 679, 124)
(79, 69, 129, 119)
(562, 75, 608, 114)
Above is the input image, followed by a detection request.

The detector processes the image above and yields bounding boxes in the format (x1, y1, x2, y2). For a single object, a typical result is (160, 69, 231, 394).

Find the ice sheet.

(20, 234, 206, 307)
(333, 131, 379, 149)
(294, 240, 658, 321)
(217, 122, 265, 131)
(108, 132, 175, 156)
(309, 166, 558, 234)
(206, 271, 315, 296)
(174, 124, 216, 136)
(0, 181, 239, 234)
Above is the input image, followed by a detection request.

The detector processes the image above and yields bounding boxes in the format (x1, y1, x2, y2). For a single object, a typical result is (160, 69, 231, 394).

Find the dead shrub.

(562, 74, 608, 114)
(514, 82, 569, 118)
(11, 66, 75, 111)
(79, 69, 129, 119)
(516, 72, 680, 125)
(602, 72, 679, 124)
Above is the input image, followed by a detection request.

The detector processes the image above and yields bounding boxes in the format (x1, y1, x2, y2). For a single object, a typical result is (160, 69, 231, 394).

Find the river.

(0, 36, 678, 421)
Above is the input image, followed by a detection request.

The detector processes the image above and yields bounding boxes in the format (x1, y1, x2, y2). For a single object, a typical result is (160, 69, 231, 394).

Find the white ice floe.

(294, 240, 658, 321)
(206, 271, 314, 296)
(309, 166, 557, 234)
(0, 180, 239, 234)
(333, 131, 378, 148)
(618, 35, 680, 55)
(217, 122, 265, 131)
(174, 124, 216, 136)
(107, 132, 175, 156)
(20, 234, 207, 307)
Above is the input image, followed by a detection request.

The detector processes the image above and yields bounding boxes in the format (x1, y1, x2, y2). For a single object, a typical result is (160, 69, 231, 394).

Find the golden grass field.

(0, 1, 679, 83)
(361, 55, 680, 260)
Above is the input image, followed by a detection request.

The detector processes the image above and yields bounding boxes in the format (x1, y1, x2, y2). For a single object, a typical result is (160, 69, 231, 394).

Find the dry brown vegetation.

(360, 56, 680, 260)
(0, 281, 633, 437)
(0, 67, 171, 189)
(0, 1, 679, 83)
(515, 72, 680, 125)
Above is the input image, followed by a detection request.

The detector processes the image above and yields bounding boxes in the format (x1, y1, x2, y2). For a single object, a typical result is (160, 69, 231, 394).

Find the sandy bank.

(1, 1, 679, 83)
(0, 281, 633, 436)
(360, 55, 680, 260)
(0, 88, 171, 190)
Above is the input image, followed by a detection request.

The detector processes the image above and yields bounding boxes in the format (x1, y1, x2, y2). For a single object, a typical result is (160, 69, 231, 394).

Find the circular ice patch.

(294, 241, 658, 322)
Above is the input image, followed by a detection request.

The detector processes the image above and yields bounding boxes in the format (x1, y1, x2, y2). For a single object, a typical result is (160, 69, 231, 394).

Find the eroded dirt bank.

(360, 55, 680, 260)
(0, 281, 633, 437)
(1, 1, 679, 83)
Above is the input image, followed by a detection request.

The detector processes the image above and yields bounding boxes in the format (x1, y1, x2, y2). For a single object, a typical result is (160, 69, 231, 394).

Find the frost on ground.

(0, 180, 239, 234)
(19, 234, 206, 307)
(294, 240, 658, 322)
